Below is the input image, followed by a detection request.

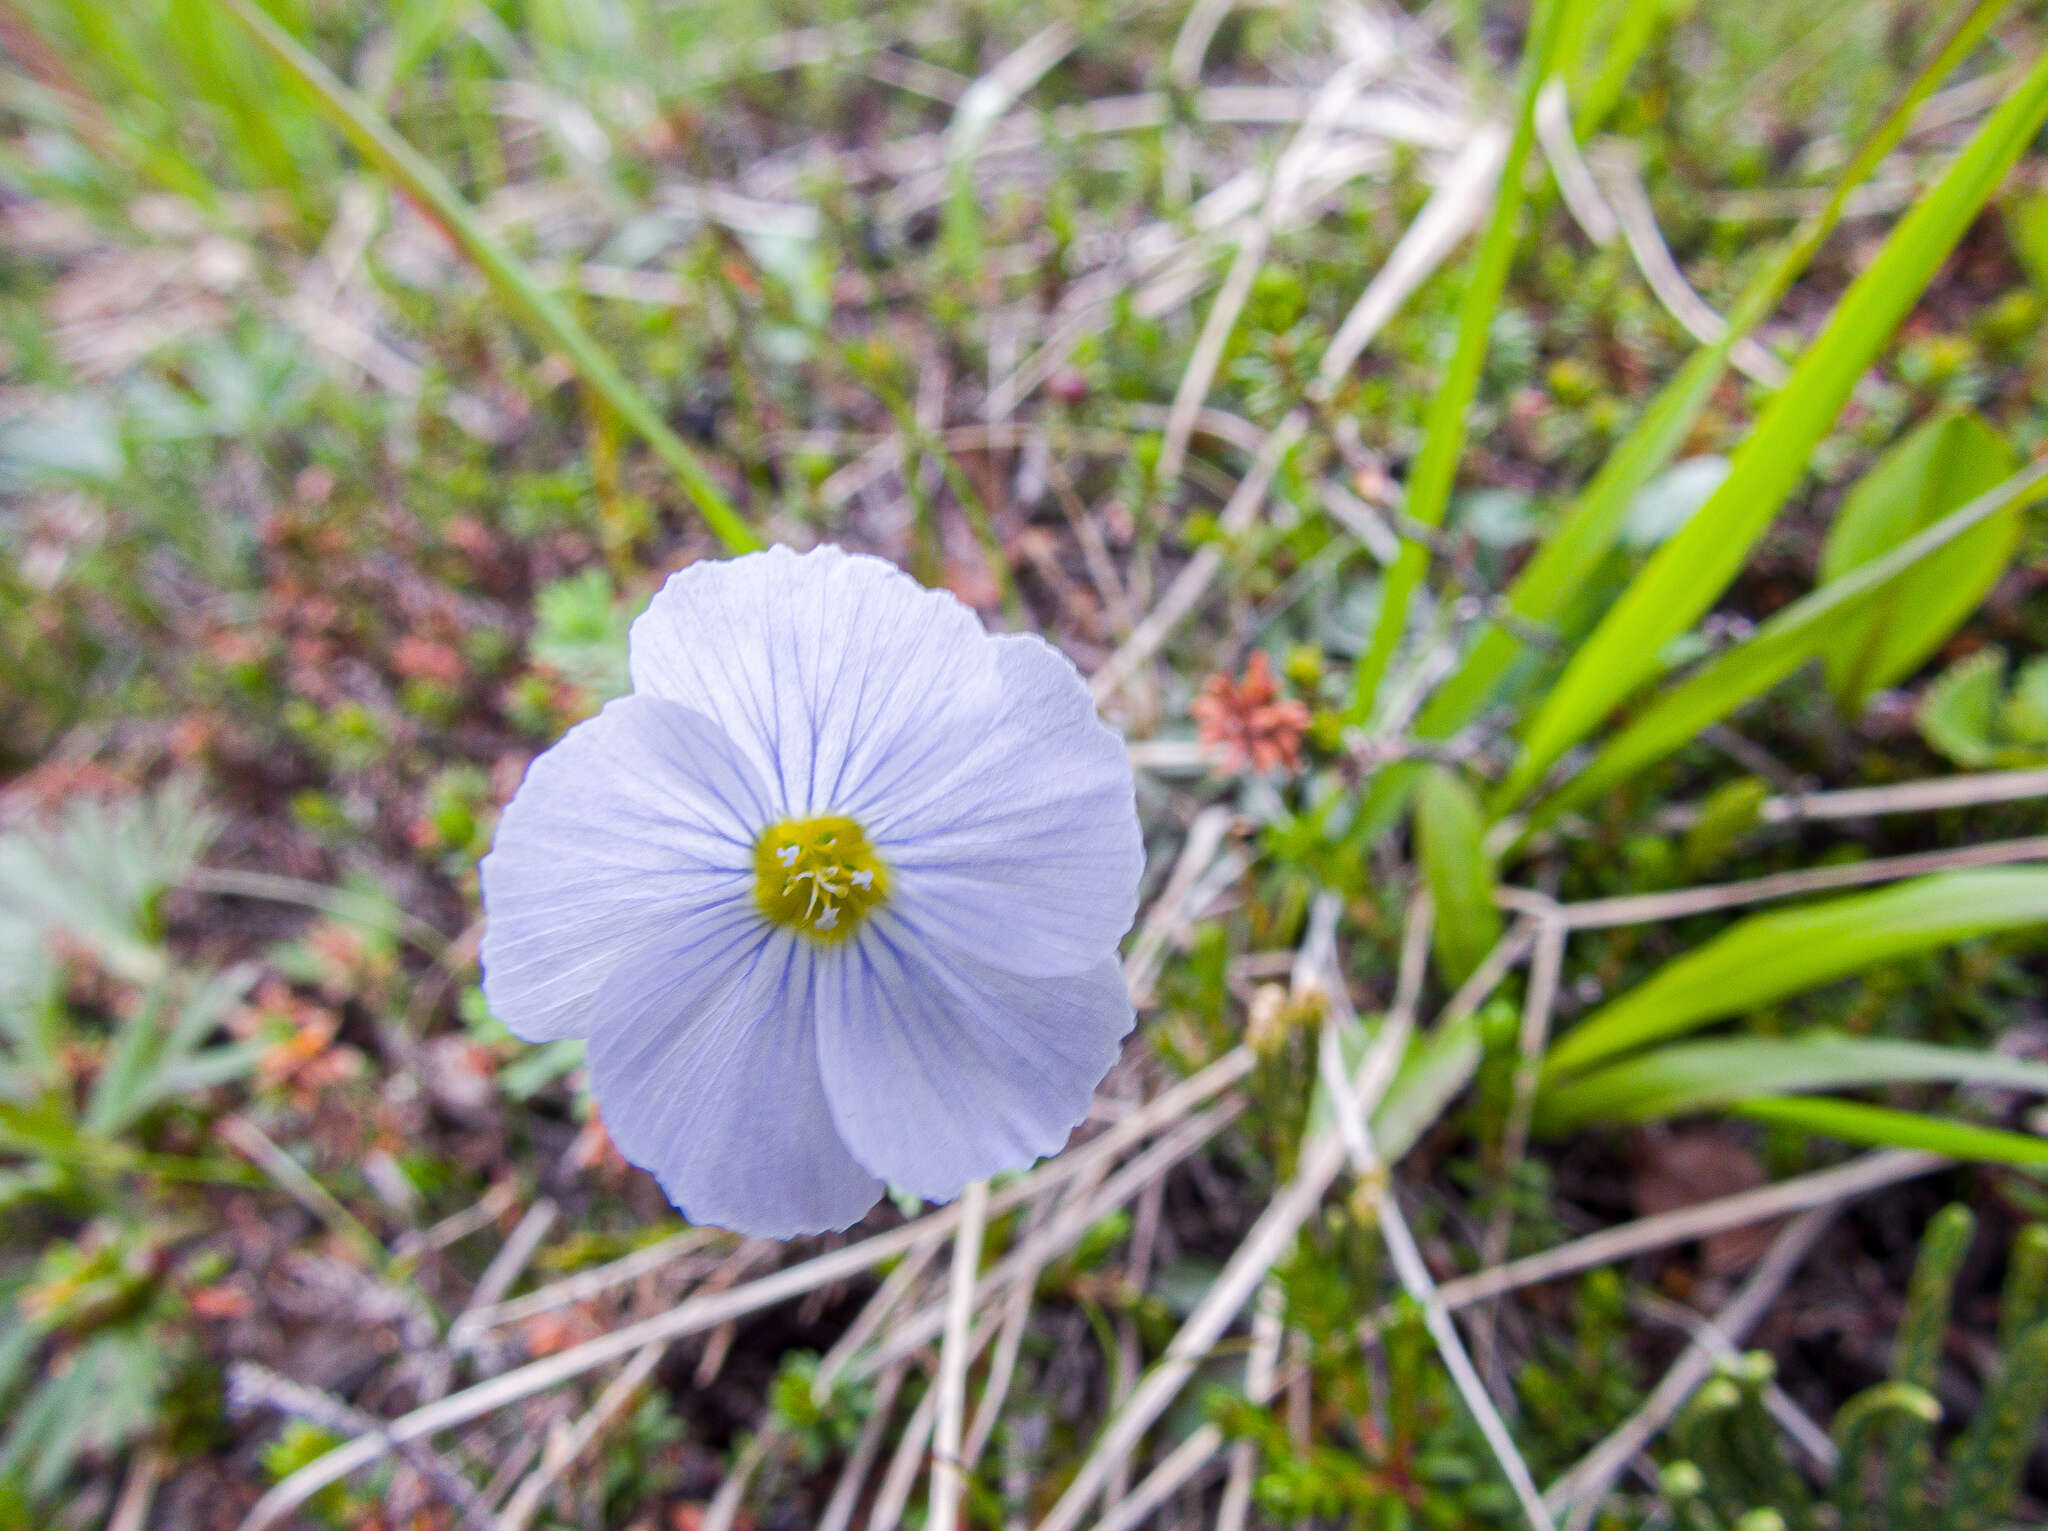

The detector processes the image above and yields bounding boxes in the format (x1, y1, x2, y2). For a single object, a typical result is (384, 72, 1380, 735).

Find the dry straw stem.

(1215, 1279, 1287, 1531)
(241, 1047, 1256, 1529)
(705, 1238, 942, 1531)
(1472, 912, 1568, 1385)
(450, 1226, 727, 1344)
(850, 1097, 1249, 1381)
(497, 1340, 667, 1531)
(1592, 143, 1791, 387)
(818, 1361, 908, 1531)
(1034, 919, 1528, 1531)
(1157, 53, 1383, 485)
(1545, 1207, 1838, 1529)
(1090, 412, 1306, 703)
(1439, 1148, 1942, 1316)
(1314, 945, 1554, 1530)
(1656, 765, 2048, 830)
(1630, 1289, 1836, 1470)
(929, 1179, 991, 1531)
(1503, 833, 2048, 930)
(1535, 80, 1616, 246)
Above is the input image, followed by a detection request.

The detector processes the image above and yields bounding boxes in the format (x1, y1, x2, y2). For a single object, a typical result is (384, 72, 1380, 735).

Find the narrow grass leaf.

(1524, 461, 2048, 832)
(1729, 1096, 2048, 1170)
(1497, 41, 2048, 807)
(1544, 867, 2048, 1078)
(215, 0, 758, 554)
(1537, 1034, 2048, 1131)
(1346, 0, 1588, 719)
(1354, 0, 2014, 836)
(1413, 766, 1502, 985)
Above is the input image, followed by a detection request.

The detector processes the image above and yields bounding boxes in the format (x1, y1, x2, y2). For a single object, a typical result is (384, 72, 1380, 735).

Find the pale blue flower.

(480, 545, 1143, 1237)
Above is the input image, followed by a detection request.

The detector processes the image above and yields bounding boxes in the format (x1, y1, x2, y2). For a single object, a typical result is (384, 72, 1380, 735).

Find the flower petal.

(870, 634, 1143, 977)
(588, 927, 884, 1237)
(480, 695, 771, 1042)
(628, 545, 1003, 819)
(815, 919, 1132, 1202)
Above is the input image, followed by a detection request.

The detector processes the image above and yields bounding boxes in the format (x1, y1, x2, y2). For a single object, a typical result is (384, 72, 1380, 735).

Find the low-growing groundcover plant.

(4, 0, 2048, 1527)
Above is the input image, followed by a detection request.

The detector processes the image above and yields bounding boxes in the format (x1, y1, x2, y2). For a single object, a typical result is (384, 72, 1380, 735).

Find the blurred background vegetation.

(6, 0, 2048, 1527)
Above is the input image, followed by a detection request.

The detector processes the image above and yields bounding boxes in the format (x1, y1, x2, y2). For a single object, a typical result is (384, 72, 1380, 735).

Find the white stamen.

(814, 906, 839, 930)
(851, 869, 874, 889)
(776, 844, 800, 866)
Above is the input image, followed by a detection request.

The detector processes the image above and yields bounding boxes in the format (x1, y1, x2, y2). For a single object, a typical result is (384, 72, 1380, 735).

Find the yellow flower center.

(753, 816, 889, 942)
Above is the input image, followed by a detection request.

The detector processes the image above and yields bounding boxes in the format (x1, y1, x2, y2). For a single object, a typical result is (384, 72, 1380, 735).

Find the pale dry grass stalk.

(498, 1341, 667, 1531)
(237, 1056, 1244, 1530)
(930, 1179, 991, 1531)
(1592, 142, 1790, 387)
(1503, 833, 2048, 929)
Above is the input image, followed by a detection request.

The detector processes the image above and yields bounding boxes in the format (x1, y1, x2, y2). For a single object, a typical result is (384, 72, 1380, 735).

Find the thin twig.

(1656, 766, 2048, 831)
(450, 1227, 728, 1345)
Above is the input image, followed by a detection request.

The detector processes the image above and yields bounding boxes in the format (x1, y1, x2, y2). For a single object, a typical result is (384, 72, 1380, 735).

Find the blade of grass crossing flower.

(1543, 867, 2048, 1079)
(1346, 0, 1589, 721)
(1727, 1096, 2048, 1171)
(1349, 0, 2015, 838)
(1522, 462, 2048, 832)
(214, 0, 759, 554)
(1537, 1035, 2048, 1131)
(1496, 38, 2048, 809)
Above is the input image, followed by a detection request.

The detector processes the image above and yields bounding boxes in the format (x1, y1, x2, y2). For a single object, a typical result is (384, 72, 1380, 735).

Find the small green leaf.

(1498, 48, 2048, 807)
(1413, 767, 1502, 986)
(2003, 190, 2048, 292)
(2002, 655, 2048, 745)
(1917, 649, 2006, 767)
(1818, 412, 2021, 711)
(1732, 1096, 2048, 1170)
(1679, 777, 1771, 879)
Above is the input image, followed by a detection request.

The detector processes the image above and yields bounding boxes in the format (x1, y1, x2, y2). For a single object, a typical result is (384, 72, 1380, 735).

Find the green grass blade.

(1349, 0, 2014, 838)
(1537, 1034, 2048, 1131)
(1731, 1097, 2048, 1170)
(1413, 766, 1502, 986)
(215, 0, 758, 554)
(1544, 867, 2048, 1078)
(1345, 0, 1589, 721)
(1521, 461, 2048, 832)
(1496, 39, 2048, 808)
